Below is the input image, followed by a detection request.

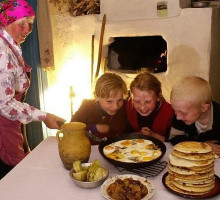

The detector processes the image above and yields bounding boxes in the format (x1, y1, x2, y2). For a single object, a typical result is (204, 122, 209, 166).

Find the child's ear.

(201, 103, 211, 112)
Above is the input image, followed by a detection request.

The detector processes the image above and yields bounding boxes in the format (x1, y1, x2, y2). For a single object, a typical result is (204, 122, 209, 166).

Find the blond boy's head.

(171, 76, 212, 107)
(94, 73, 127, 98)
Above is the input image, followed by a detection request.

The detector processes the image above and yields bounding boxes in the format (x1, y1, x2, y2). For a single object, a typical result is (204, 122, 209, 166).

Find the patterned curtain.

(37, 0, 55, 70)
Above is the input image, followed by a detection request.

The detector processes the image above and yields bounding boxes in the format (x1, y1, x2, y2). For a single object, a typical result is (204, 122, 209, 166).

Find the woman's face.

(132, 87, 159, 116)
(96, 90, 124, 116)
(5, 16, 35, 44)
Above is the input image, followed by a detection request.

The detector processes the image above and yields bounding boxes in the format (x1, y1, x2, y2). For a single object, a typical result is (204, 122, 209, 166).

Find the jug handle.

(56, 130, 63, 142)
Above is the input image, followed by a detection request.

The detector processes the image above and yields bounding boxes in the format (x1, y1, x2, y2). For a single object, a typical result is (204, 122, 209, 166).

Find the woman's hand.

(43, 113, 66, 129)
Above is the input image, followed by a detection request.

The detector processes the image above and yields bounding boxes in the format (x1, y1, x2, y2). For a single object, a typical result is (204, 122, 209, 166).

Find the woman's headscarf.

(0, 0, 35, 28)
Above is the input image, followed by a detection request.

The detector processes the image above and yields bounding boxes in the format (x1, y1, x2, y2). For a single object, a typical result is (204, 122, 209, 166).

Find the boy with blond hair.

(169, 76, 220, 155)
(71, 73, 128, 144)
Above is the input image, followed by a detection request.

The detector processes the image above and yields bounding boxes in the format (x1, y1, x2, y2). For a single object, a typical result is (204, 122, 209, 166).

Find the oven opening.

(107, 36, 167, 73)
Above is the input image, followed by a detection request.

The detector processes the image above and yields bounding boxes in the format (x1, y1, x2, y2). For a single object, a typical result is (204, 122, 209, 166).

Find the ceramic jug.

(56, 122, 91, 170)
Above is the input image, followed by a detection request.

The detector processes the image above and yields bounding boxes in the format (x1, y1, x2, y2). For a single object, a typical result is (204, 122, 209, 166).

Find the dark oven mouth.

(106, 36, 167, 74)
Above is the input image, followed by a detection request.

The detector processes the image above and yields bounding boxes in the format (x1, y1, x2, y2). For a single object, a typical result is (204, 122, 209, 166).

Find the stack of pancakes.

(166, 141, 215, 196)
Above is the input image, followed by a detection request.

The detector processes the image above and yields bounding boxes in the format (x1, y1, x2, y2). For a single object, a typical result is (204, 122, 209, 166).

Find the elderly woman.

(0, 0, 65, 179)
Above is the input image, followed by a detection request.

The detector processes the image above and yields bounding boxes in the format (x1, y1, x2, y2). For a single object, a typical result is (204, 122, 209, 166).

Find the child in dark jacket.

(169, 76, 220, 156)
(71, 73, 128, 144)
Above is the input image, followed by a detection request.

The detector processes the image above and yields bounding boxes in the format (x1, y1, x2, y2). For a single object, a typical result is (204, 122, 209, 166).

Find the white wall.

(98, 0, 220, 102)
(47, 2, 220, 129)
(101, 8, 214, 102)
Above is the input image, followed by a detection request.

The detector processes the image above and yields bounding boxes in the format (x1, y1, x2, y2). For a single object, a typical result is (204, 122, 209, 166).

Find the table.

(0, 136, 219, 200)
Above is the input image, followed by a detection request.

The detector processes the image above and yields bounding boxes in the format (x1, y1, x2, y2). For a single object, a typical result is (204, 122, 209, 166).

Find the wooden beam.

(95, 14, 106, 79)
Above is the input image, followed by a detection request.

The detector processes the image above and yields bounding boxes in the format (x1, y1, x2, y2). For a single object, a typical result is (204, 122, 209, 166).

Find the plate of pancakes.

(162, 141, 220, 199)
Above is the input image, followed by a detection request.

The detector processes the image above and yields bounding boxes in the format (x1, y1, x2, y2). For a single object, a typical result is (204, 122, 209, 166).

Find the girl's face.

(96, 90, 124, 116)
(132, 87, 159, 116)
(5, 16, 35, 44)
(171, 100, 203, 125)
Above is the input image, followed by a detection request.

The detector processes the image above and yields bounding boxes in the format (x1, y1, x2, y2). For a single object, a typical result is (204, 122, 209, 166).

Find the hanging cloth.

(37, 0, 55, 70)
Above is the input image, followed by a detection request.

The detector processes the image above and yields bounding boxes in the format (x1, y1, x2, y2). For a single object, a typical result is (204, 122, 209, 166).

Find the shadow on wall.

(168, 44, 201, 80)
(149, 45, 201, 102)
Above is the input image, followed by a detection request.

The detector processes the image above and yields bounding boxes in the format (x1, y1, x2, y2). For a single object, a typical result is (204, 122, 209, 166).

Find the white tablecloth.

(0, 136, 219, 200)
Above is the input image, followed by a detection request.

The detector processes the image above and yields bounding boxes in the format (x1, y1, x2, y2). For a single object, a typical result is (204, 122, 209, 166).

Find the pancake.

(170, 178, 215, 193)
(166, 141, 216, 196)
(169, 154, 214, 168)
(171, 149, 215, 161)
(171, 176, 215, 185)
(173, 141, 212, 154)
(168, 162, 214, 174)
(186, 162, 214, 172)
(168, 164, 195, 175)
(169, 170, 215, 180)
(173, 179, 214, 188)
(165, 175, 210, 196)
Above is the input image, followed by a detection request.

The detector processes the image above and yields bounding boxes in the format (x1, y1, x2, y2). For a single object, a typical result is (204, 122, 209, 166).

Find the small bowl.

(69, 163, 109, 189)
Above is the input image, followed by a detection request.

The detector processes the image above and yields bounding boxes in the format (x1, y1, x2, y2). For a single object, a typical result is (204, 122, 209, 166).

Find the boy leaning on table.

(168, 76, 220, 156)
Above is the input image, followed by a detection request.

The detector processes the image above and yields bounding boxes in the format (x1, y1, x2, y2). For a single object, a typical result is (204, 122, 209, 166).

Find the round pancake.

(165, 175, 210, 196)
(173, 142, 212, 154)
(169, 161, 214, 170)
(168, 164, 195, 175)
(169, 154, 214, 167)
(186, 162, 214, 172)
(168, 162, 214, 174)
(169, 170, 215, 181)
(171, 149, 215, 161)
(172, 176, 215, 185)
(173, 179, 215, 188)
(170, 179, 215, 193)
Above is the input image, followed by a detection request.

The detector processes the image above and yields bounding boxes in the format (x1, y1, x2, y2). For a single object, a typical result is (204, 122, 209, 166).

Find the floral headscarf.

(0, 0, 35, 28)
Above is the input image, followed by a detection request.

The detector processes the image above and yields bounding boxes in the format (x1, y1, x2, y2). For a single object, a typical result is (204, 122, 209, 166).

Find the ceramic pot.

(56, 122, 91, 169)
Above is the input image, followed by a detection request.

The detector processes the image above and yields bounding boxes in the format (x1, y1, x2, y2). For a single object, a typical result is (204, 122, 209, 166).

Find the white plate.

(101, 174, 155, 200)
